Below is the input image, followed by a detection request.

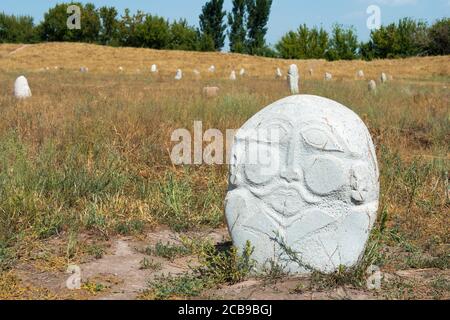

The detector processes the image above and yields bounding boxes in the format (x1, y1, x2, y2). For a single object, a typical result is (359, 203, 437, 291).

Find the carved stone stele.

(225, 95, 380, 274)
(14, 76, 32, 99)
(175, 69, 183, 80)
(287, 64, 299, 94)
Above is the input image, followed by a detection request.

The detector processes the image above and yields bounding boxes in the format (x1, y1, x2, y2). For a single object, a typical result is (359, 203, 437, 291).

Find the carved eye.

(243, 143, 279, 185)
(301, 127, 344, 152)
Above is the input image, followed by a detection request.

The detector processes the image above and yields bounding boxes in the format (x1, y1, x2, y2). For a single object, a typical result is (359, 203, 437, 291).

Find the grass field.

(0, 43, 448, 300)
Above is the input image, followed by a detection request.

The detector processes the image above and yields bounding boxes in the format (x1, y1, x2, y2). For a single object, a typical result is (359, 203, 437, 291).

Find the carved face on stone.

(225, 95, 379, 274)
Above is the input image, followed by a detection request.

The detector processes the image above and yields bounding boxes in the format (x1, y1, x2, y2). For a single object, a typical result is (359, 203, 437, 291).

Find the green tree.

(80, 3, 100, 43)
(0, 13, 37, 43)
(199, 0, 227, 51)
(428, 18, 449, 55)
(362, 18, 430, 59)
(197, 31, 216, 51)
(117, 9, 145, 47)
(169, 19, 199, 51)
(309, 26, 329, 58)
(39, 2, 100, 42)
(395, 18, 428, 56)
(228, 0, 247, 53)
(275, 31, 301, 59)
(135, 14, 170, 49)
(326, 24, 358, 61)
(245, 0, 273, 55)
(98, 6, 118, 45)
(40, 2, 80, 41)
(275, 24, 328, 59)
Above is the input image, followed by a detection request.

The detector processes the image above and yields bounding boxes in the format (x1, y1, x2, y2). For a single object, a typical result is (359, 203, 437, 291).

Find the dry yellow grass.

(0, 42, 448, 300)
(1, 42, 449, 81)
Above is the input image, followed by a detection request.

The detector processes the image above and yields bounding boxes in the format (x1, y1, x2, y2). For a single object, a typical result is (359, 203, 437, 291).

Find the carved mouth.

(261, 187, 303, 217)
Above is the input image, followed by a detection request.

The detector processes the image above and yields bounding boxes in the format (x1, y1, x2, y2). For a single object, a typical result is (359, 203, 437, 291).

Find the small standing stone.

(175, 69, 183, 80)
(151, 64, 158, 73)
(276, 68, 283, 78)
(380, 73, 388, 83)
(309, 69, 314, 76)
(118, 66, 124, 72)
(14, 75, 32, 99)
(240, 68, 246, 76)
(230, 70, 237, 81)
(368, 80, 377, 92)
(357, 70, 365, 78)
(287, 64, 299, 94)
(80, 67, 89, 73)
(208, 65, 216, 73)
(324, 72, 332, 81)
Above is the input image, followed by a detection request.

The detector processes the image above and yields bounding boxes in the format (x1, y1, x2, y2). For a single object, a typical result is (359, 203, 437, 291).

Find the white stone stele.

(14, 75, 32, 99)
(380, 73, 387, 83)
(230, 70, 237, 81)
(151, 64, 158, 73)
(357, 70, 365, 78)
(208, 65, 216, 73)
(309, 69, 314, 76)
(240, 68, 246, 76)
(175, 69, 183, 80)
(368, 80, 377, 92)
(225, 95, 380, 274)
(276, 68, 283, 78)
(324, 72, 332, 81)
(287, 64, 299, 95)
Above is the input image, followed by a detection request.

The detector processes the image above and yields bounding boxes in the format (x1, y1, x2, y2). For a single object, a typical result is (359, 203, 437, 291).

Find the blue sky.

(1, 0, 449, 46)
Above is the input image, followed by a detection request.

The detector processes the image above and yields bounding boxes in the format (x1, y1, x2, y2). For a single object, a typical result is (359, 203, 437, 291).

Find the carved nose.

(280, 136, 301, 182)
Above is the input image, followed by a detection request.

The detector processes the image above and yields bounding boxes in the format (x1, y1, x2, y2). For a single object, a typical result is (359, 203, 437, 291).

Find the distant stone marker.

(80, 67, 89, 73)
(203, 86, 220, 98)
(287, 64, 299, 94)
(240, 68, 246, 76)
(151, 64, 158, 73)
(309, 69, 314, 76)
(276, 68, 283, 78)
(230, 70, 237, 81)
(368, 80, 377, 92)
(324, 72, 332, 81)
(208, 65, 216, 73)
(357, 70, 365, 78)
(225, 94, 380, 274)
(14, 75, 32, 99)
(118, 66, 124, 72)
(175, 69, 183, 80)
(380, 73, 387, 83)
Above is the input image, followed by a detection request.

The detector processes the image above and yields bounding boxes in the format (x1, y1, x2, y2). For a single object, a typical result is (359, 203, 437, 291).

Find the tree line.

(277, 18, 449, 61)
(0, 1, 448, 60)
